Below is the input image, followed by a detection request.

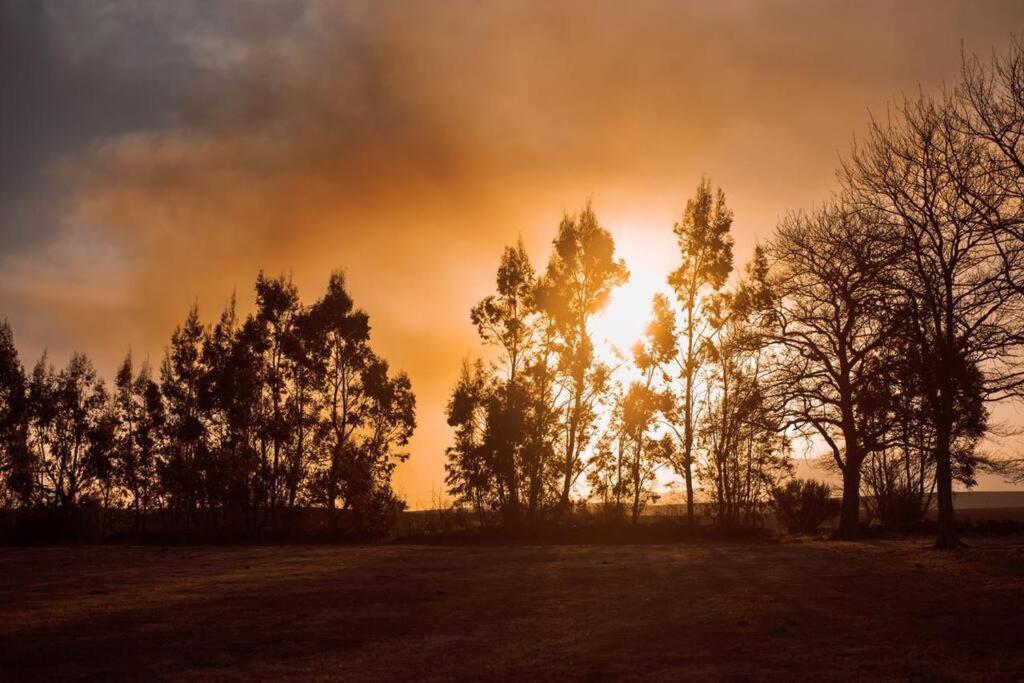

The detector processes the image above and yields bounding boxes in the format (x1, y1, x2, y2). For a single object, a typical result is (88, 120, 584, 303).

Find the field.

(2, 539, 1024, 681)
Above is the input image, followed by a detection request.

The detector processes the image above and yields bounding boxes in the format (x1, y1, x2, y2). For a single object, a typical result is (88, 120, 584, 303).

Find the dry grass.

(2, 538, 1023, 680)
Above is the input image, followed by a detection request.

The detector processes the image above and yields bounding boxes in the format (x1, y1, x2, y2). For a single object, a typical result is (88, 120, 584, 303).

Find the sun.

(591, 225, 675, 360)
(592, 274, 665, 358)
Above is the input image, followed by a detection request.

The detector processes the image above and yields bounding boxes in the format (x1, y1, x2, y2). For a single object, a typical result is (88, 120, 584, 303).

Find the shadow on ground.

(1, 539, 1023, 680)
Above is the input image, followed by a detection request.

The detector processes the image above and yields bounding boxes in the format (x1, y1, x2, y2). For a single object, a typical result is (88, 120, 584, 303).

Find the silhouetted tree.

(351, 357, 415, 529)
(86, 396, 118, 515)
(620, 384, 669, 523)
(160, 306, 209, 525)
(614, 295, 677, 523)
(697, 254, 790, 527)
(253, 273, 301, 517)
(308, 272, 371, 510)
(304, 272, 415, 530)
(469, 240, 537, 524)
(0, 322, 31, 506)
(667, 179, 735, 525)
(844, 92, 1024, 547)
(445, 359, 495, 523)
(859, 336, 937, 531)
(282, 307, 325, 511)
(27, 352, 109, 510)
(536, 202, 628, 513)
(587, 403, 628, 516)
(767, 202, 897, 538)
(118, 355, 164, 530)
(201, 297, 262, 521)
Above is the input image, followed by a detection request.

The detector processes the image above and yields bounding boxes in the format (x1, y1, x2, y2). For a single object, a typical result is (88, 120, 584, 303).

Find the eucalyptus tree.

(536, 202, 628, 512)
(697, 252, 790, 528)
(353, 357, 415, 522)
(0, 321, 31, 505)
(202, 298, 263, 515)
(587, 385, 671, 523)
(132, 361, 164, 527)
(618, 293, 677, 523)
(519, 295, 563, 522)
(27, 352, 109, 510)
(309, 272, 372, 510)
(86, 396, 119, 514)
(282, 306, 327, 511)
(160, 306, 210, 522)
(619, 383, 670, 523)
(586, 388, 627, 515)
(468, 240, 537, 523)
(445, 359, 495, 523)
(253, 273, 302, 514)
(113, 353, 164, 528)
(308, 271, 415, 524)
(667, 179, 735, 524)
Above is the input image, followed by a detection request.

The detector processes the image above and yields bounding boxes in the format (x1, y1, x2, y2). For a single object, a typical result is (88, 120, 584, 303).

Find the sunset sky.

(4, 1, 1024, 507)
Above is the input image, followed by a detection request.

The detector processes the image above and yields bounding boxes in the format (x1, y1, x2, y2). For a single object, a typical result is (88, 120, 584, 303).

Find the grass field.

(2, 538, 1024, 680)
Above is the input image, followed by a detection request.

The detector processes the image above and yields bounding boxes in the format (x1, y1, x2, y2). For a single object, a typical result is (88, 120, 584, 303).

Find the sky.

(3, 1, 1024, 507)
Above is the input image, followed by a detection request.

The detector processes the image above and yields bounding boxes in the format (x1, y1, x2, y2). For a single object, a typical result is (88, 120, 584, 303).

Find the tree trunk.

(631, 436, 642, 525)
(836, 461, 862, 540)
(683, 288, 697, 527)
(933, 424, 960, 549)
(557, 386, 584, 517)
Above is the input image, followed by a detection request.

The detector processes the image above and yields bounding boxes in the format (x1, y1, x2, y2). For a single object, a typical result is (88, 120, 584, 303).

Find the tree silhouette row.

(445, 40, 1024, 546)
(0, 272, 415, 538)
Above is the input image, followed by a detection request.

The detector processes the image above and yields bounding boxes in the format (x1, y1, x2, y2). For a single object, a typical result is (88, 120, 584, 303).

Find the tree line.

(2, 40, 1023, 546)
(445, 40, 1024, 547)
(0, 272, 415, 537)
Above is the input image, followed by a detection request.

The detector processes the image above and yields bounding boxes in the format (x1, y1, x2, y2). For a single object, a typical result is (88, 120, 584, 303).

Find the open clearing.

(2, 539, 1024, 680)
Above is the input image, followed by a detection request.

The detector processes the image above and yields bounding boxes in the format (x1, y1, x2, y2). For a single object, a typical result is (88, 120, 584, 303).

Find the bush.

(773, 479, 839, 534)
(868, 488, 928, 531)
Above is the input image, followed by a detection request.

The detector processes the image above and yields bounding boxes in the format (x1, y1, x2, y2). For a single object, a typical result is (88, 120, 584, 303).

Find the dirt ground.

(2, 538, 1023, 681)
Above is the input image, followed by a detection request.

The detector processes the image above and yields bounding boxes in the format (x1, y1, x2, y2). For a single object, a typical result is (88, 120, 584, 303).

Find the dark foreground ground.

(2, 538, 1024, 681)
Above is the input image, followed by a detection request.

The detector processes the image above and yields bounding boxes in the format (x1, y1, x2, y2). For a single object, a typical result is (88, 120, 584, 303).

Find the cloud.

(3, 0, 1024, 504)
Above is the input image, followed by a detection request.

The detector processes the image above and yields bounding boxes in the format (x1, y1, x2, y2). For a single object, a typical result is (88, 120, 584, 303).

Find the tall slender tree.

(698, 260, 790, 528)
(160, 306, 209, 523)
(469, 240, 537, 523)
(536, 202, 628, 513)
(445, 359, 495, 522)
(667, 179, 735, 525)
(0, 321, 31, 506)
(309, 272, 372, 511)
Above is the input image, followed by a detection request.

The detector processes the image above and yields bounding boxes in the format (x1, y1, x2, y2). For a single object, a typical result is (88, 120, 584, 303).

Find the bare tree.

(959, 37, 1024, 209)
(767, 202, 897, 538)
(844, 93, 1024, 547)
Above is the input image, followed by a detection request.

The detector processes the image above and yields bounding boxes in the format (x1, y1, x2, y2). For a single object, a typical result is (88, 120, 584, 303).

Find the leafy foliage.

(773, 480, 839, 535)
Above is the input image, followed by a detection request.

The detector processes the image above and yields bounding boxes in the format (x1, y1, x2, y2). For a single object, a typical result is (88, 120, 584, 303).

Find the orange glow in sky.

(4, 2, 1024, 507)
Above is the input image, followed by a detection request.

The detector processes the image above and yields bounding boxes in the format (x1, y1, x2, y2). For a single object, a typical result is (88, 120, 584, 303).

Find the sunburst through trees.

(3, 41, 1024, 546)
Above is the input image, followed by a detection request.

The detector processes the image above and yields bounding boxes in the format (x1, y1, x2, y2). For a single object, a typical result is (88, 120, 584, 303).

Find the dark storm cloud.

(0, 1, 308, 249)
(1, 2, 190, 249)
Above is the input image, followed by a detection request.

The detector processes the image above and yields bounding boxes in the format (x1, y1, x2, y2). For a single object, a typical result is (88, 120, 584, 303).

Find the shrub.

(868, 488, 929, 531)
(773, 479, 839, 534)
